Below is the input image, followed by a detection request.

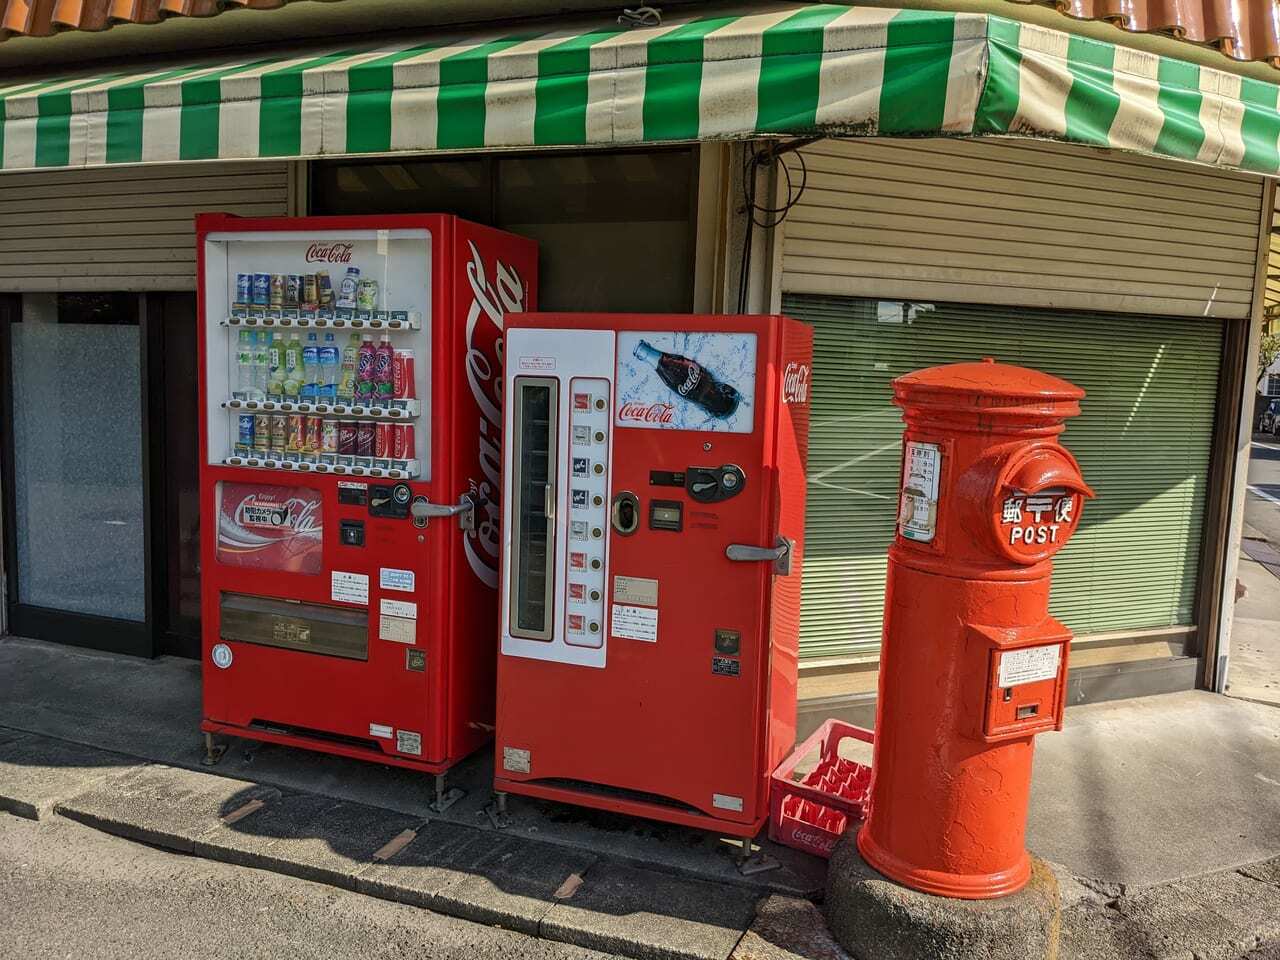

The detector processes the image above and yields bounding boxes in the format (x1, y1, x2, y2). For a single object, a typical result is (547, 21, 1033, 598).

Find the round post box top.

(893, 359, 1084, 432)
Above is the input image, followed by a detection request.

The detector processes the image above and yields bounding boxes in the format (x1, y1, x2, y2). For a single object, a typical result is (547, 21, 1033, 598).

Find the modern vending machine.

(494, 313, 812, 836)
(197, 213, 536, 793)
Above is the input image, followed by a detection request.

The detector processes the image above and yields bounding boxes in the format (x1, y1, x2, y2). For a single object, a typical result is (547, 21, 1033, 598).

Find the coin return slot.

(1015, 703, 1039, 720)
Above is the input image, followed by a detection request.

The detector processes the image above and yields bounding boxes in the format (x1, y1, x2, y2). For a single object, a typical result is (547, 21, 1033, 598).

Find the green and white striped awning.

(3, 2, 1279, 175)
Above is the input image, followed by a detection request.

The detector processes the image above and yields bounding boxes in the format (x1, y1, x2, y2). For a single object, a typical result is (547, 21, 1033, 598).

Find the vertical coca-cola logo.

(618, 401, 674, 424)
(305, 242, 354, 264)
(677, 365, 702, 397)
(463, 240, 526, 590)
(782, 362, 810, 404)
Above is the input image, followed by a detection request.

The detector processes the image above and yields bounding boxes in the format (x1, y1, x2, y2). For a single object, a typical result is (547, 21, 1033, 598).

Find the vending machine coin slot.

(685, 465, 747, 503)
(368, 483, 411, 519)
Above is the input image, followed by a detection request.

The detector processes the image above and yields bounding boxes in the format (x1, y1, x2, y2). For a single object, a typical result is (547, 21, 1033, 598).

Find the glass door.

(1, 293, 151, 655)
(509, 377, 558, 641)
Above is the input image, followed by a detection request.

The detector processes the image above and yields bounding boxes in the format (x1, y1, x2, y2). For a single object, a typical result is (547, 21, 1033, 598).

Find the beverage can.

(253, 414, 271, 453)
(269, 274, 285, 309)
(375, 422, 394, 459)
(316, 270, 334, 308)
(286, 414, 305, 453)
(252, 273, 271, 307)
(284, 274, 301, 308)
(356, 421, 375, 457)
(393, 423, 416, 461)
(304, 415, 322, 453)
(237, 414, 255, 450)
(337, 420, 358, 456)
(270, 413, 287, 454)
(235, 273, 252, 307)
(392, 349, 416, 406)
(301, 274, 318, 310)
(320, 418, 338, 454)
(356, 277, 379, 312)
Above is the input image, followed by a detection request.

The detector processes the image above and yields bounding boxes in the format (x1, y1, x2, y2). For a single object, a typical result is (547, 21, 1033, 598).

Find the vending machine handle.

(725, 536, 794, 576)
(409, 493, 477, 532)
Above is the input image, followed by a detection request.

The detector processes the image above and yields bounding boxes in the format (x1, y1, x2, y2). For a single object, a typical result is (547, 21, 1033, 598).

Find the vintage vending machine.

(196, 213, 536, 798)
(494, 314, 812, 837)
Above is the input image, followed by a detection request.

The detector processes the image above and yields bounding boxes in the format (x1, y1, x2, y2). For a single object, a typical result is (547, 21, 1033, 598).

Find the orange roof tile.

(0, 0, 288, 40)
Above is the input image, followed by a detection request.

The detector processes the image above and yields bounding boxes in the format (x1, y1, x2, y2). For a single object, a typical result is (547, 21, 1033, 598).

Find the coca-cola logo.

(305, 242, 353, 264)
(788, 827, 837, 853)
(677, 365, 701, 397)
(782, 362, 810, 404)
(618, 401, 675, 424)
(463, 240, 527, 590)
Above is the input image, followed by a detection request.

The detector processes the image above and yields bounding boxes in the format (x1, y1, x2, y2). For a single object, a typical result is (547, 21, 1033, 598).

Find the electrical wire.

(737, 141, 811, 313)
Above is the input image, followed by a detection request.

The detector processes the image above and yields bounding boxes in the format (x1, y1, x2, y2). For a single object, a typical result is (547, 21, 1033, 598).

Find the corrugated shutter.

(782, 138, 1263, 319)
(785, 295, 1223, 660)
(0, 161, 291, 292)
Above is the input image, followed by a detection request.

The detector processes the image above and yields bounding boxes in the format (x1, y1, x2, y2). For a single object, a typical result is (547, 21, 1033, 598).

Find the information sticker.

(898, 441, 942, 543)
(380, 598, 417, 619)
(998, 644, 1063, 687)
(331, 571, 369, 605)
(611, 604, 658, 642)
(379, 568, 415, 592)
(379, 615, 416, 645)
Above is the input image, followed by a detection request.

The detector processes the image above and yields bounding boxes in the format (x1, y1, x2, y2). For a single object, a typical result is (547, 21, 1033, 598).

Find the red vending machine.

(196, 213, 536, 798)
(494, 314, 812, 837)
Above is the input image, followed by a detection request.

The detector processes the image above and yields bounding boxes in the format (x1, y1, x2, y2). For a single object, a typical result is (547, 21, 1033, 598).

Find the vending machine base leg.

(732, 836, 781, 876)
(430, 773, 465, 813)
(201, 731, 226, 767)
(484, 791, 511, 829)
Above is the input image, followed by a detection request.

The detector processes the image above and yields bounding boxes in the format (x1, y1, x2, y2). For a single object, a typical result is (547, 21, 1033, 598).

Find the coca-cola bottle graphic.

(633, 340, 741, 419)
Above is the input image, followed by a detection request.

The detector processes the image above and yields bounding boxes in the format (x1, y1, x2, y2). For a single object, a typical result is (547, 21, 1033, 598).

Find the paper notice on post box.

(611, 604, 657, 642)
(998, 644, 1062, 687)
(898, 441, 941, 543)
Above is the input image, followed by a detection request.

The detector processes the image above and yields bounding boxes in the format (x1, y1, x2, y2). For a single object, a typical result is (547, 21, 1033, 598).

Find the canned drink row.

(234, 413, 415, 467)
(236, 272, 337, 312)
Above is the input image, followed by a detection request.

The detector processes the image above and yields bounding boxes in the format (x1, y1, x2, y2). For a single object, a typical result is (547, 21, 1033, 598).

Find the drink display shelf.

(221, 311, 421, 331)
(222, 398, 420, 418)
(222, 456, 420, 480)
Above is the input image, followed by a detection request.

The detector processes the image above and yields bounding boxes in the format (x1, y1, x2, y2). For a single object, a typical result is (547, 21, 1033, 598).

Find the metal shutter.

(0, 161, 291, 292)
(782, 138, 1262, 319)
(785, 295, 1223, 660)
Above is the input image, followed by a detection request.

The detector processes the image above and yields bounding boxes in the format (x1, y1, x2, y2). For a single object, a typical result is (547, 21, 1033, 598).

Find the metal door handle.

(725, 536, 794, 576)
(410, 494, 477, 532)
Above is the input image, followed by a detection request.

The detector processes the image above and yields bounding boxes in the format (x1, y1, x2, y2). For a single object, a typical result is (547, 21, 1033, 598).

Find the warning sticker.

(998, 644, 1062, 687)
(612, 604, 657, 642)
(331, 571, 369, 605)
(613, 575, 658, 607)
(396, 729, 422, 755)
(379, 615, 416, 645)
(898, 441, 942, 543)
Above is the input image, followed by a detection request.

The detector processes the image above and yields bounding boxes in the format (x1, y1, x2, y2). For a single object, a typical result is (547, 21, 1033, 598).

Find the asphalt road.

(0, 814, 614, 960)
(1246, 437, 1280, 545)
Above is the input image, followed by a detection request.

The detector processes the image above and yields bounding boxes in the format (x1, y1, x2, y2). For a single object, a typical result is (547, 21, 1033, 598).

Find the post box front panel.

(983, 639, 1069, 741)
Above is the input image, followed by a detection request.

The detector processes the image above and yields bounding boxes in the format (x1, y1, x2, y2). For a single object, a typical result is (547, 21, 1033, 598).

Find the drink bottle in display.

(301, 333, 320, 401)
(301, 274, 318, 310)
(316, 271, 334, 308)
(356, 421, 375, 458)
(319, 333, 340, 402)
(270, 413, 287, 454)
(373, 334, 394, 406)
(235, 274, 252, 307)
(392, 423, 415, 461)
(304, 415, 322, 457)
(337, 267, 361, 309)
(266, 333, 284, 400)
(338, 333, 359, 404)
(392, 350, 415, 408)
(254, 414, 271, 453)
(252, 273, 271, 307)
(236, 414, 254, 454)
(375, 422, 394, 460)
(356, 277, 379, 312)
(251, 331, 270, 401)
(355, 335, 377, 403)
(632, 339, 741, 419)
(337, 420, 358, 464)
(320, 419, 338, 462)
(283, 334, 303, 400)
(286, 414, 305, 454)
(269, 274, 285, 309)
(235, 330, 254, 399)
(284, 274, 300, 308)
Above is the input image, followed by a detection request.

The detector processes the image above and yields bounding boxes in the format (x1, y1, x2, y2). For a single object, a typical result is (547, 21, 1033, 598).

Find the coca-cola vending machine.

(494, 314, 812, 837)
(196, 213, 535, 799)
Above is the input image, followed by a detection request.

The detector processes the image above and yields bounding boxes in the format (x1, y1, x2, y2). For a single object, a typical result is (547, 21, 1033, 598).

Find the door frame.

(0, 292, 157, 657)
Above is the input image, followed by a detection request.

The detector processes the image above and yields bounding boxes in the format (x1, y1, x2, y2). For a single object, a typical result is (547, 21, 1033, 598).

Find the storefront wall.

(771, 136, 1266, 706)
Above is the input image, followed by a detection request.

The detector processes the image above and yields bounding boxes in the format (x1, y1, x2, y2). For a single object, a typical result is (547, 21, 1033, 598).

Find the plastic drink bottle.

(235, 330, 253, 399)
(283, 334, 303, 400)
(251, 330, 270, 401)
(266, 333, 284, 400)
(301, 332, 320, 401)
(373, 333, 395, 407)
(337, 267, 361, 309)
(355, 335, 377, 403)
(338, 333, 359, 404)
(319, 333, 340, 402)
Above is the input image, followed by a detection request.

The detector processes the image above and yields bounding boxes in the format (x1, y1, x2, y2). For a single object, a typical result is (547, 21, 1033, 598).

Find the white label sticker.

(998, 644, 1063, 687)
(369, 723, 393, 740)
(518, 356, 556, 371)
(503, 746, 531, 773)
(376, 228, 389, 255)
(379, 615, 416, 645)
(611, 604, 658, 642)
(396, 729, 422, 755)
(380, 598, 418, 619)
(338, 480, 367, 490)
(331, 571, 369, 605)
(379, 568, 415, 592)
(712, 793, 744, 812)
(613, 575, 658, 607)
(898, 441, 942, 543)
(211, 643, 233, 669)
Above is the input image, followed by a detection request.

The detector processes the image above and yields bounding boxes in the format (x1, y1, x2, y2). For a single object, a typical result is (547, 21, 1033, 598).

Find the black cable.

(737, 141, 811, 313)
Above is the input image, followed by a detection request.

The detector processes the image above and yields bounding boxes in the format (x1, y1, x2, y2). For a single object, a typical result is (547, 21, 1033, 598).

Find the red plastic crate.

(769, 719, 873, 859)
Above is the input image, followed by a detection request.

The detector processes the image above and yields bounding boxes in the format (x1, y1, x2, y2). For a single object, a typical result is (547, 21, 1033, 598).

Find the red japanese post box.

(857, 359, 1094, 900)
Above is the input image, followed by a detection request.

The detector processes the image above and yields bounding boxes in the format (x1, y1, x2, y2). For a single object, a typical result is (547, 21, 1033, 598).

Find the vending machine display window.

(510, 378, 558, 641)
(201, 228, 432, 480)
